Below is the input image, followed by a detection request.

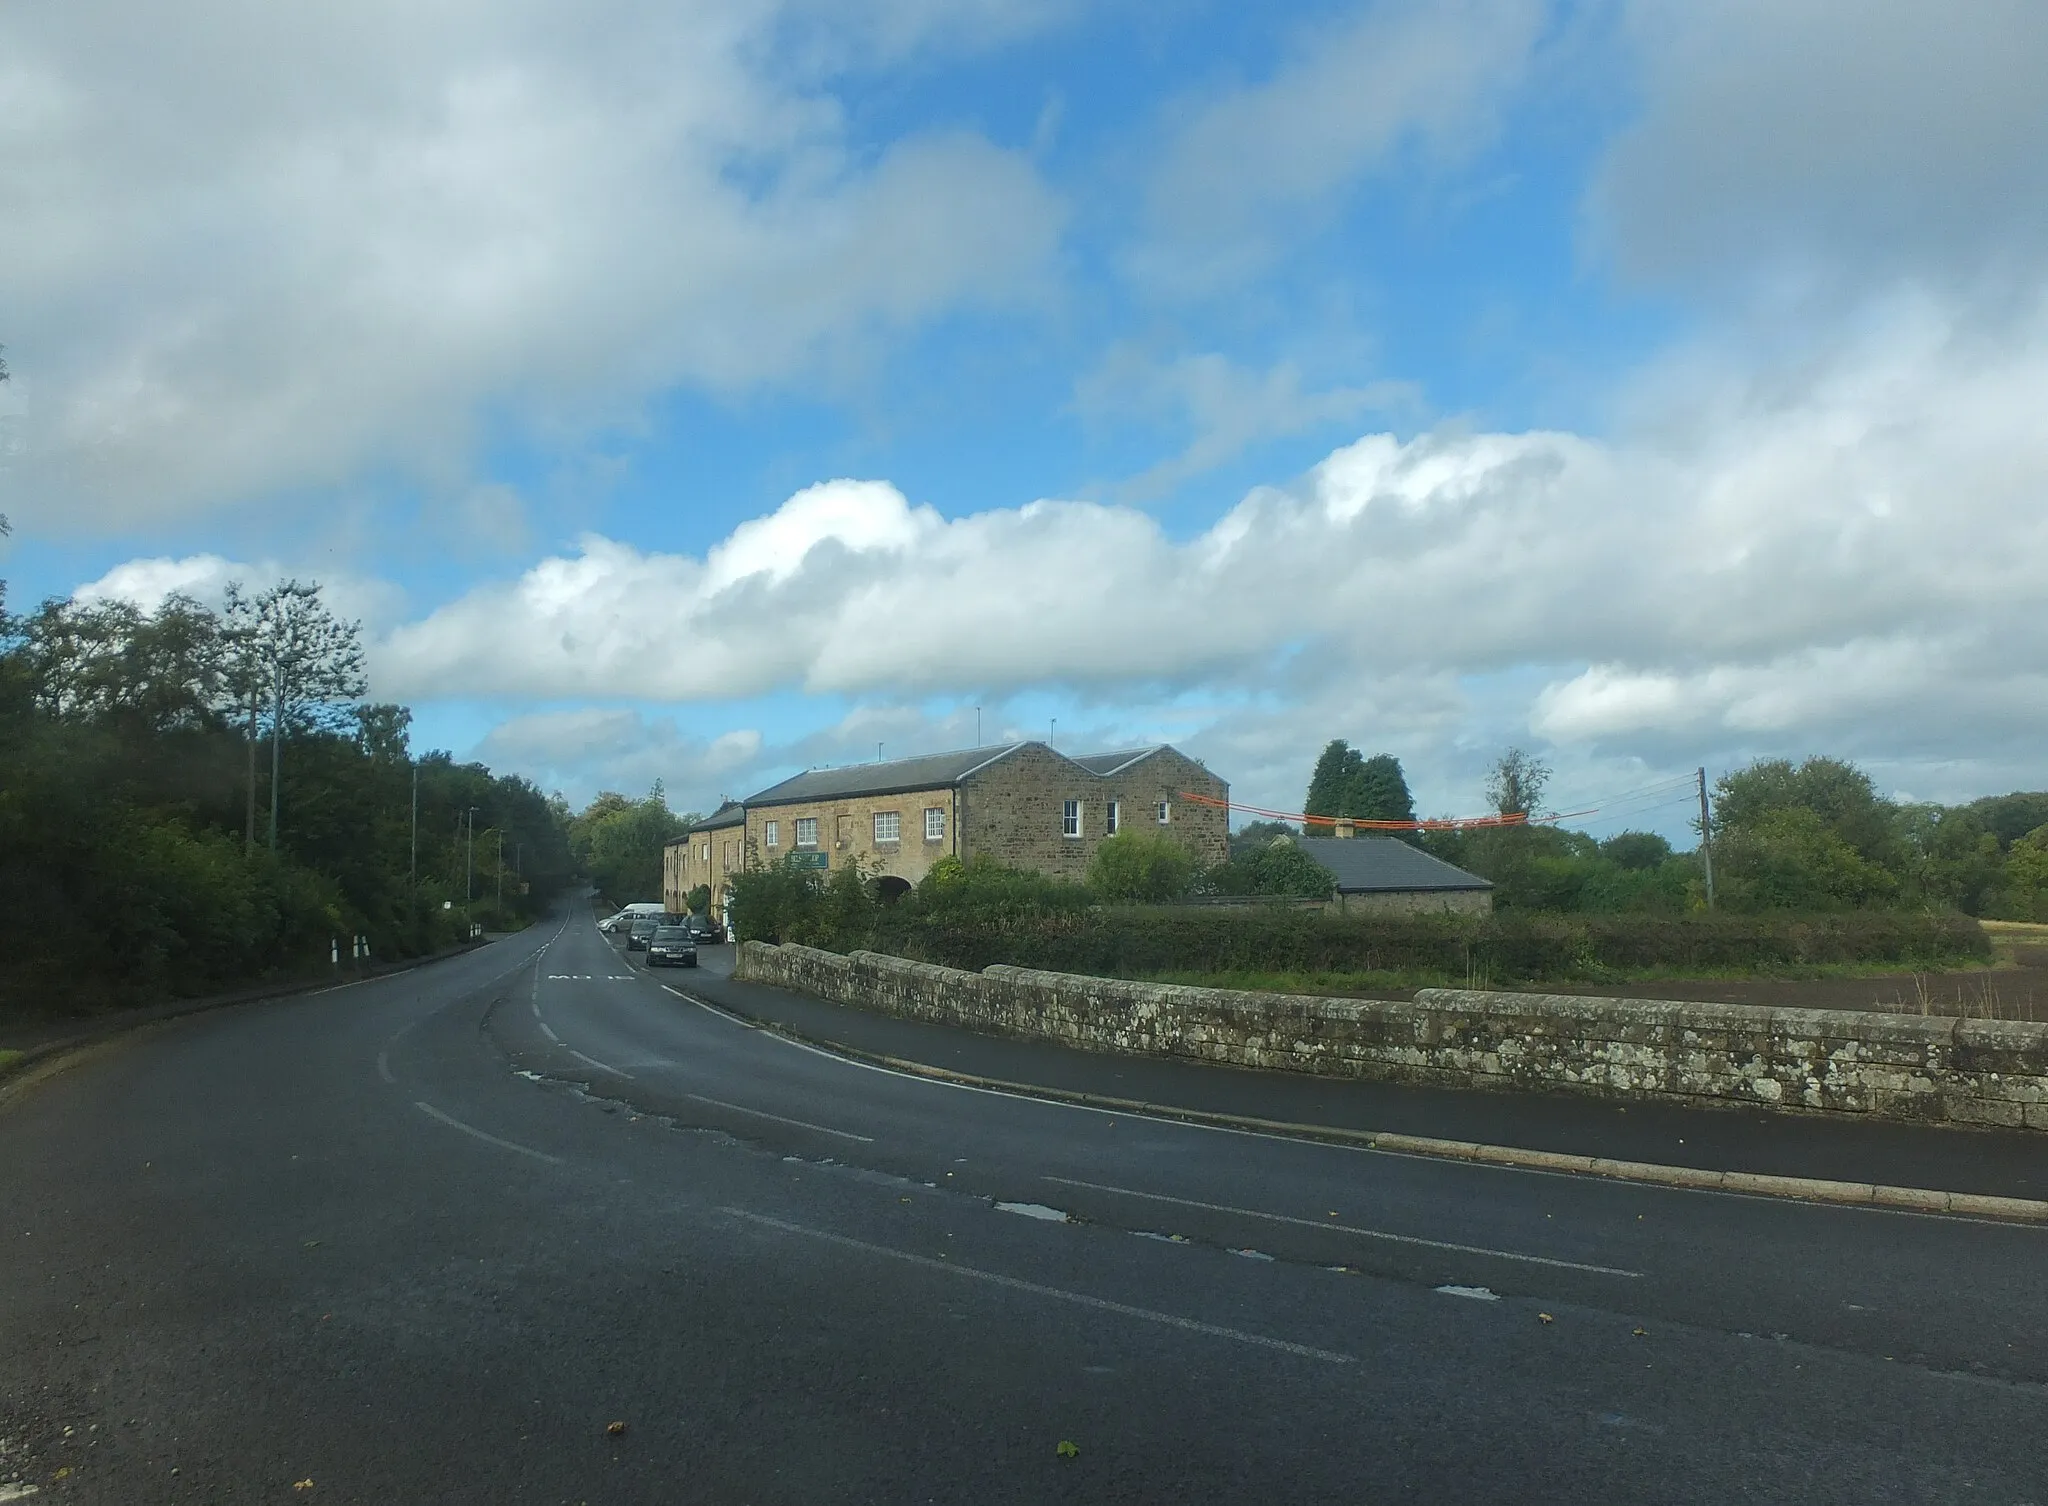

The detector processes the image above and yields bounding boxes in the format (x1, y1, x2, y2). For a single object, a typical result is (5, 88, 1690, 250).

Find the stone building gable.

(958, 742, 1227, 881)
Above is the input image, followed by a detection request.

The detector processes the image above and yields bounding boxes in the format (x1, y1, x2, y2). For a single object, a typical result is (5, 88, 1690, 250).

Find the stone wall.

(735, 942, 2048, 1130)
(1333, 888, 1494, 917)
(959, 744, 1228, 882)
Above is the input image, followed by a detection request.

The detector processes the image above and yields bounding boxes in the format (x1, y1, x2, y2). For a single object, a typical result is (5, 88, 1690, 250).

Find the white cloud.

(1140, 0, 1547, 287)
(73, 552, 406, 633)
(1592, 0, 2048, 291)
(0, 1, 1065, 531)
(371, 284, 2048, 803)
(1075, 348, 1417, 498)
(473, 708, 764, 810)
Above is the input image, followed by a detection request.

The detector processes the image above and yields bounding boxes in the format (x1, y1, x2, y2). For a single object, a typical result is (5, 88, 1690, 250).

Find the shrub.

(1088, 832, 1197, 903)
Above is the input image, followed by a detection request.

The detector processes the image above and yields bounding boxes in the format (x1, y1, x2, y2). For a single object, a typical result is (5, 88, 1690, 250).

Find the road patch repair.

(726, 942, 2048, 1223)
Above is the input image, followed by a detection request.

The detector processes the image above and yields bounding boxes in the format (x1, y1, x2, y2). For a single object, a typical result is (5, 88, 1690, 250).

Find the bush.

(1201, 840, 1336, 899)
(1088, 833, 1197, 902)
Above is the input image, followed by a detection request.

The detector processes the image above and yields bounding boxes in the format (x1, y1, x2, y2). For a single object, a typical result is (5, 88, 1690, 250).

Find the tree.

(222, 581, 366, 854)
(1600, 831, 1673, 871)
(1229, 819, 1296, 858)
(1713, 757, 1897, 866)
(1304, 740, 1365, 830)
(1486, 747, 1551, 819)
(1304, 742, 1416, 834)
(1088, 832, 1197, 903)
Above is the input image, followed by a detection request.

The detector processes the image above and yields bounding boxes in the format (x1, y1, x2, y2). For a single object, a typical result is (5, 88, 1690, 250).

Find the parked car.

(604, 902, 666, 935)
(626, 916, 662, 950)
(645, 925, 698, 968)
(691, 914, 726, 944)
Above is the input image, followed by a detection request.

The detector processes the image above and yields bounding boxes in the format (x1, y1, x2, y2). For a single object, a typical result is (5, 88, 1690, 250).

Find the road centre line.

(376, 1051, 395, 1085)
(688, 1093, 874, 1143)
(567, 1047, 633, 1078)
(539, 1022, 560, 1043)
(721, 1207, 1353, 1364)
(414, 1101, 563, 1165)
(1042, 1176, 1643, 1278)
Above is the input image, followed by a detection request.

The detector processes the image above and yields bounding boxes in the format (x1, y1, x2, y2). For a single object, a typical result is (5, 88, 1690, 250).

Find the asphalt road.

(4, 901, 2046, 1504)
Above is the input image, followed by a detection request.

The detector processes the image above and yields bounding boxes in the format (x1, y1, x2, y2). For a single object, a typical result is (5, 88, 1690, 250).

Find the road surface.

(3, 901, 2044, 1502)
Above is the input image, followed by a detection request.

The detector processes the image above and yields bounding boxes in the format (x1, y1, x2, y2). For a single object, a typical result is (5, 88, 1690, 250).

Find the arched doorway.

(874, 875, 912, 905)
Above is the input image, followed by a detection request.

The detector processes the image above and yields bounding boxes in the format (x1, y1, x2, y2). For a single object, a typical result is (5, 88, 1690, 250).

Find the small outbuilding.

(1294, 837, 1493, 915)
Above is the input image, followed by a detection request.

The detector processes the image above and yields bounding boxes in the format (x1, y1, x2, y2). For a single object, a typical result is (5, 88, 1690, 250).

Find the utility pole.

(1697, 766, 1717, 911)
(495, 828, 504, 914)
(268, 660, 283, 852)
(409, 763, 418, 888)
(974, 706, 981, 746)
(466, 807, 479, 936)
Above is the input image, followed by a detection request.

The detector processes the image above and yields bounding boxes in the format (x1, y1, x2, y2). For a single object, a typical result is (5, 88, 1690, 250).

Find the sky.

(3, 0, 2046, 839)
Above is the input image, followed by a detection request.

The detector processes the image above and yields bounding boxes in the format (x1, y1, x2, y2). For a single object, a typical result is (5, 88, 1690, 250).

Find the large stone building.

(663, 741, 1228, 914)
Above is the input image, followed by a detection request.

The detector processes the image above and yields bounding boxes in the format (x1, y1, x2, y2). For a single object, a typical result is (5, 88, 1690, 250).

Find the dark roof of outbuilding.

(740, 741, 1188, 808)
(1294, 837, 1493, 893)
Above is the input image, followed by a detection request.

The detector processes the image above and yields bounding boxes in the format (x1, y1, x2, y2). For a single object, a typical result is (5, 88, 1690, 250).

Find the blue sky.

(4, 1, 2047, 838)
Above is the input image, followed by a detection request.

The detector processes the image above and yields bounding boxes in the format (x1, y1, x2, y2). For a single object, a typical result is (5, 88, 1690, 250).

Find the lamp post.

(466, 807, 479, 938)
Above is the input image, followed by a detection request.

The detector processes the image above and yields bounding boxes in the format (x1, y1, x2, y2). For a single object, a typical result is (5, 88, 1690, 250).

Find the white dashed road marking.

(1042, 1176, 1643, 1278)
(414, 1101, 563, 1165)
(722, 1207, 1354, 1364)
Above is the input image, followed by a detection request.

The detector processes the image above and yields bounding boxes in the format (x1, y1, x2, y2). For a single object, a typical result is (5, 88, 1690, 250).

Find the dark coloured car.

(691, 915, 726, 944)
(626, 917, 662, 951)
(645, 924, 698, 968)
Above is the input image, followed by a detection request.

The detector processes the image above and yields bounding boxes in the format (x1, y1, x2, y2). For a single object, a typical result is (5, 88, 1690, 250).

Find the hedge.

(825, 906, 1991, 983)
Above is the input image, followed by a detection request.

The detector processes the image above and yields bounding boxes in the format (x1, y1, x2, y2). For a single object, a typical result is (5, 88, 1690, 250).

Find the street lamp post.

(466, 807, 479, 938)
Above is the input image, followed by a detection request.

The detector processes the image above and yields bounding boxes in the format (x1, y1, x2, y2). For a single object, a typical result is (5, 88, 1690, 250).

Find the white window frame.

(924, 806, 946, 842)
(874, 811, 901, 844)
(1156, 801, 1171, 825)
(1106, 800, 1120, 836)
(794, 817, 819, 849)
(1062, 799, 1082, 838)
(764, 820, 779, 848)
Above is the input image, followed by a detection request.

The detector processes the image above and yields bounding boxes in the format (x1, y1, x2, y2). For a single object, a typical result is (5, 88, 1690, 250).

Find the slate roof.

(741, 741, 1180, 807)
(1066, 747, 1166, 776)
(688, 801, 746, 833)
(741, 744, 1030, 807)
(1293, 837, 1493, 893)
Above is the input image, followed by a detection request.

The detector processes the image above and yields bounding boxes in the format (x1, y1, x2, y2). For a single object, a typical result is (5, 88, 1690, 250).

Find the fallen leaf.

(1538, 1313, 1555, 1325)
(606, 1421, 626, 1437)
(293, 1480, 314, 1491)
(1056, 1440, 1080, 1459)
(53, 1466, 72, 1480)
(1632, 1327, 1648, 1337)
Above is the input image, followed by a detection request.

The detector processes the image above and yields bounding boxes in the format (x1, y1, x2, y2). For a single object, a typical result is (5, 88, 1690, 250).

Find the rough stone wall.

(1334, 888, 1494, 917)
(959, 744, 1228, 882)
(735, 942, 2048, 1130)
(745, 786, 959, 888)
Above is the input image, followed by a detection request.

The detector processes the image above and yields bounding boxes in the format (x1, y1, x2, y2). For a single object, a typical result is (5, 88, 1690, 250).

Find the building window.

(1156, 801, 1171, 824)
(794, 817, 819, 848)
(699, 843, 710, 862)
(1106, 800, 1120, 836)
(874, 811, 901, 844)
(723, 840, 735, 872)
(924, 806, 946, 842)
(1062, 799, 1082, 838)
(765, 820, 779, 848)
